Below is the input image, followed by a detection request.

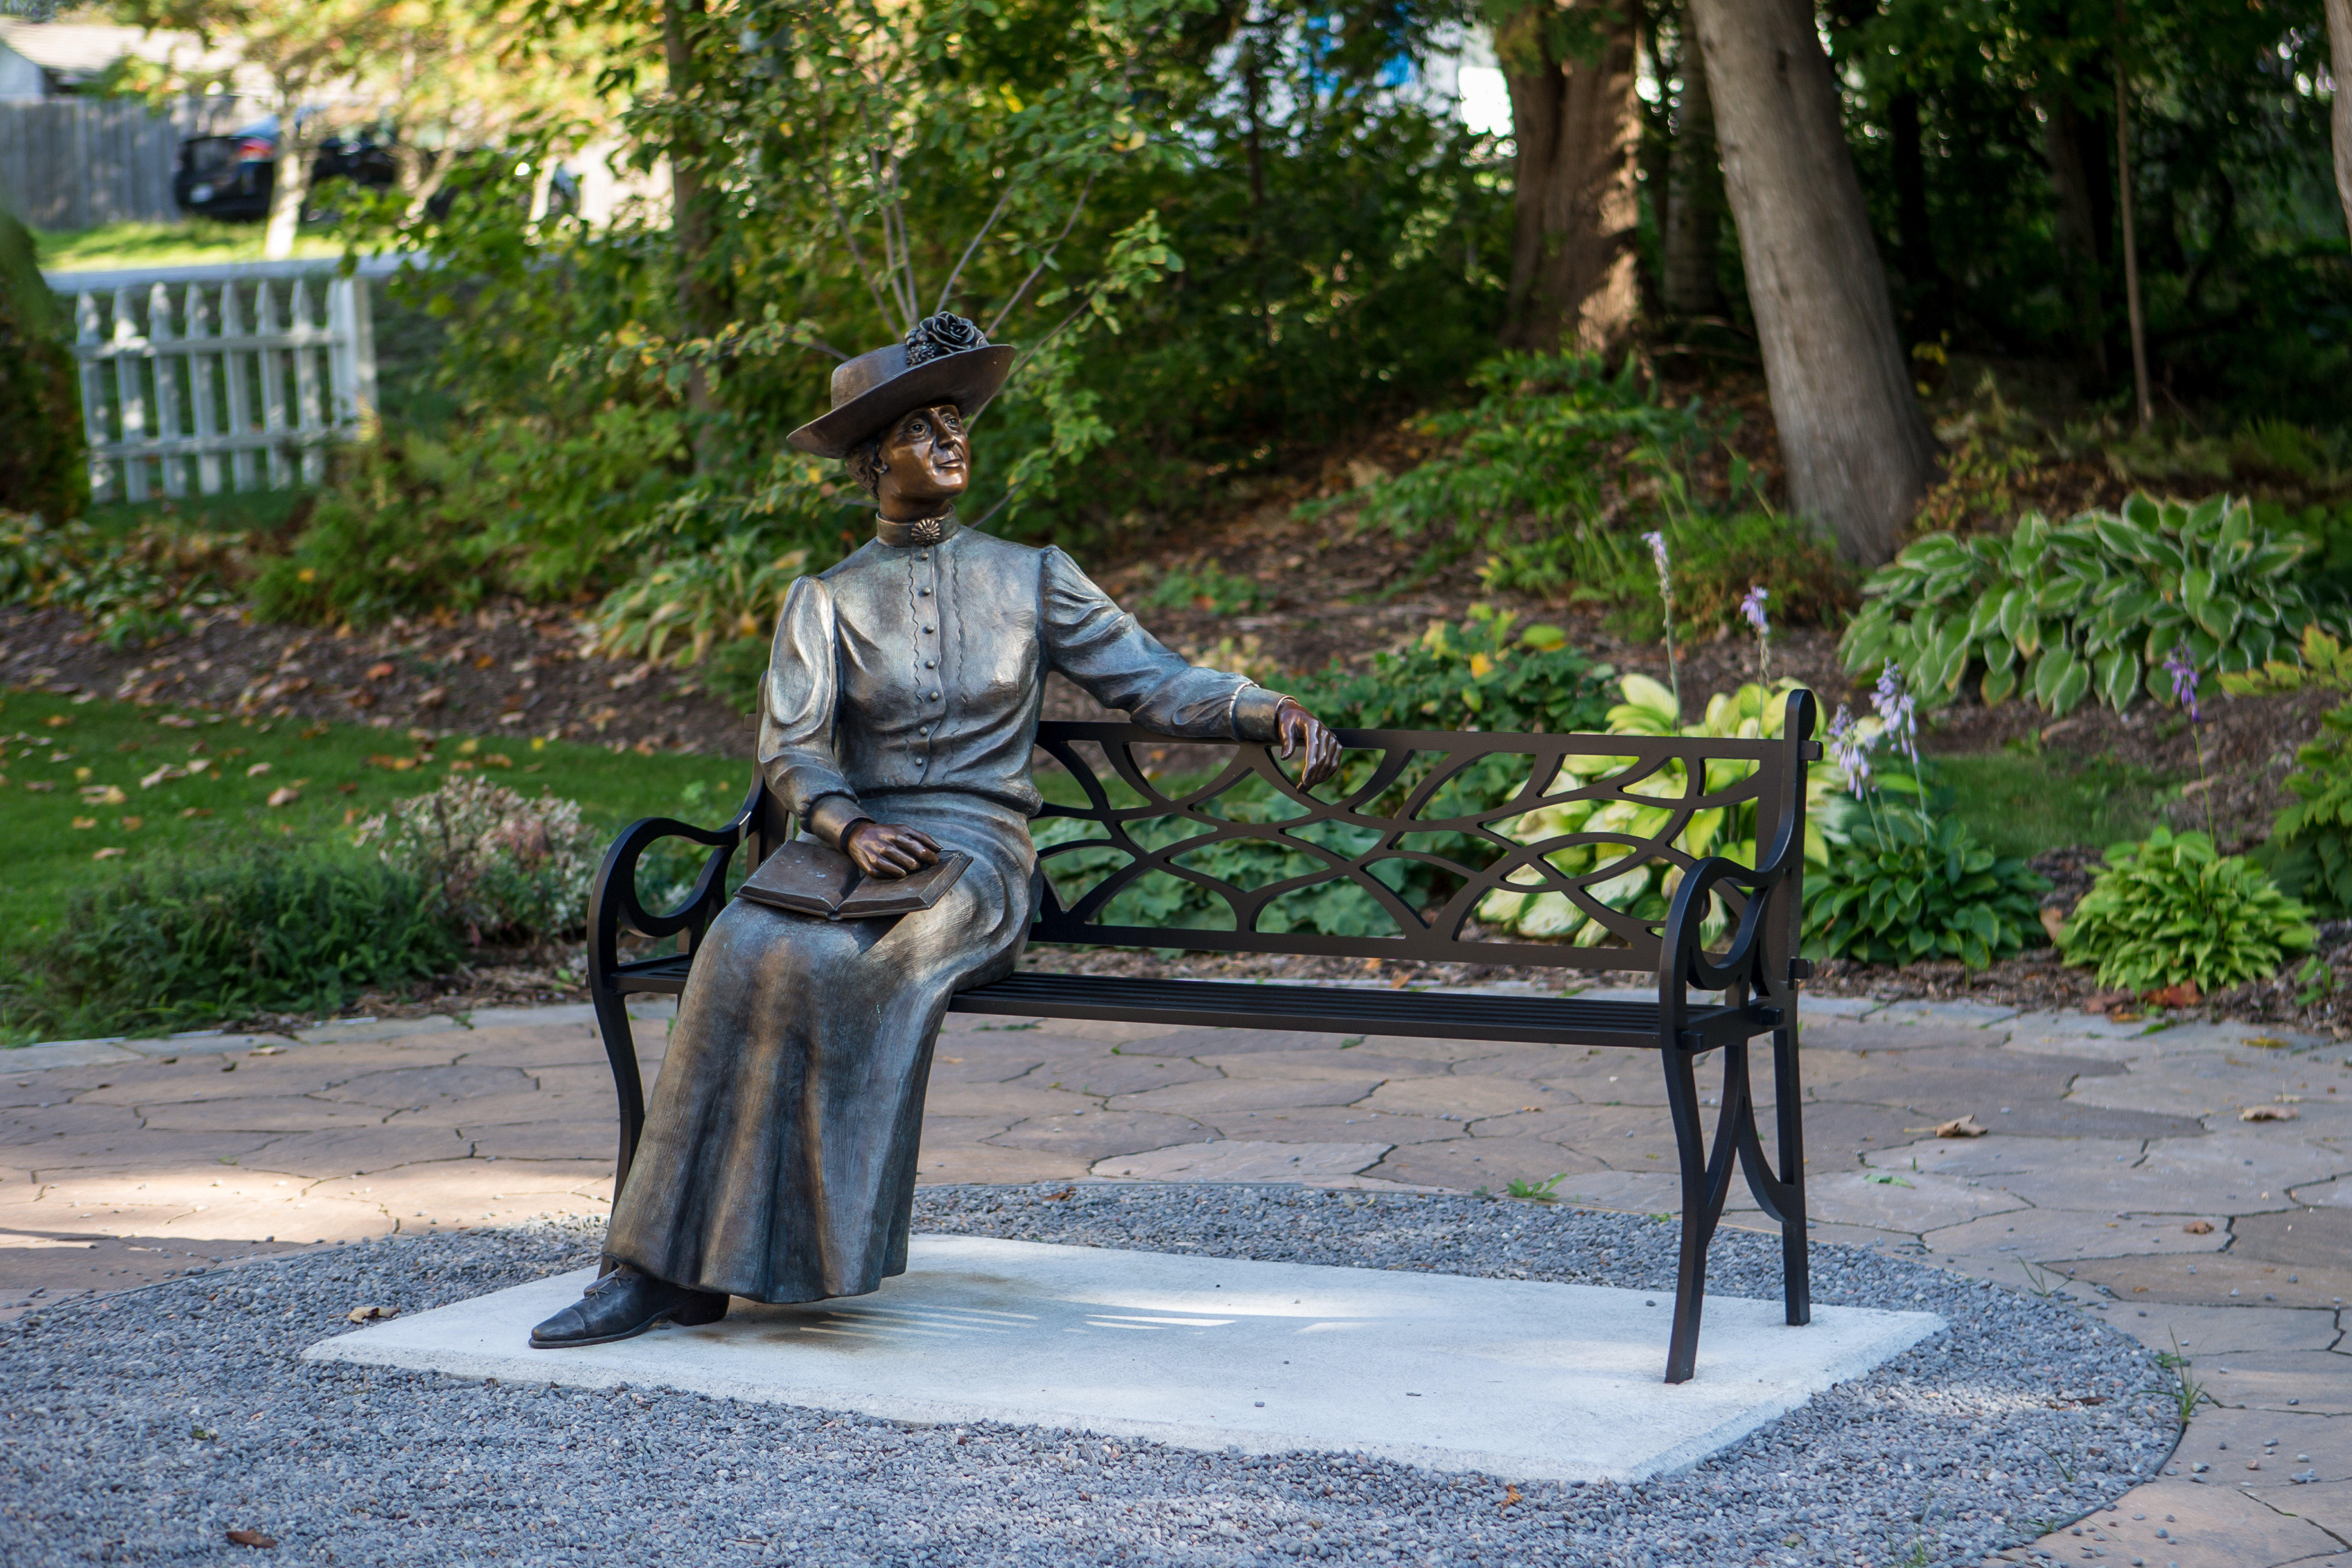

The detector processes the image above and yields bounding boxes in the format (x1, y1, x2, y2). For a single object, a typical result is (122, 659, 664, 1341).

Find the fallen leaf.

(347, 1305, 397, 1323)
(266, 786, 301, 808)
(71, 815, 95, 829)
(92, 847, 126, 860)
(2143, 980, 2203, 1009)
(366, 662, 397, 681)
(245, 762, 271, 777)
(139, 763, 188, 788)
(2183, 1219, 2215, 1234)
(482, 753, 513, 769)
(224, 1528, 277, 1548)
(414, 686, 448, 711)
(2243, 1036, 2290, 1049)
(1041, 1187, 1075, 1201)
(1934, 1114, 1989, 1138)
(1498, 1485, 1522, 1511)
(2039, 907, 2066, 943)
(2241, 1104, 2298, 1122)
(44, 714, 67, 728)
(118, 815, 142, 831)
(23, 780, 54, 792)
(180, 807, 213, 819)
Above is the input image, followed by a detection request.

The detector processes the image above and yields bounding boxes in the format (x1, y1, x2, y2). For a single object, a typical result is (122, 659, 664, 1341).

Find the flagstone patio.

(4, 992, 2349, 1565)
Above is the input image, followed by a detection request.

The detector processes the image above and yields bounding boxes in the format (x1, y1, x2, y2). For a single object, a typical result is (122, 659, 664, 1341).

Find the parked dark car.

(173, 123, 397, 222)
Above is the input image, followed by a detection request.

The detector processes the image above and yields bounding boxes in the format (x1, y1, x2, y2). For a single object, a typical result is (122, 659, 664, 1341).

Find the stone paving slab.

(307, 1236, 1946, 1483)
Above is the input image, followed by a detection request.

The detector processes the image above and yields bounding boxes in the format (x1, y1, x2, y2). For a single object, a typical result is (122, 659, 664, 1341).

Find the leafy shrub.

(1, 847, 455, 1039)
(1142, 561, 1264, 615)
(2058, 827, 2314, 993)
(1285, 606, 1615, 734)
(0, 511, 247, 646)
(2257, 704, 2352, 918)
(1802, 815, 2049, 969)
(1841, 493, 2348, 715)
(1476, 677, 1839, 949)
(356, 776, 601, 943)
(593, 534, 812, 671)
(1306, 355, 1850, 633)
(253, 407, 690, 627)
(0, 201, 86, 523)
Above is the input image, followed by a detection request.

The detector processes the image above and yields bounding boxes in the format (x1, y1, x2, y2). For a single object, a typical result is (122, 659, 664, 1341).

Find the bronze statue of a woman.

(530, 312, 1340, 1346)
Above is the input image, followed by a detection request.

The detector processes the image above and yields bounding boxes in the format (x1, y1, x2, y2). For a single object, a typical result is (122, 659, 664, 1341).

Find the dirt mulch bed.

(0, 602, 755, 758)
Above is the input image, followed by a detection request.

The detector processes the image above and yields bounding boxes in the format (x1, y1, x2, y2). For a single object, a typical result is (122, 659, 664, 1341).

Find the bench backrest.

(1024, 701, 1816, 972)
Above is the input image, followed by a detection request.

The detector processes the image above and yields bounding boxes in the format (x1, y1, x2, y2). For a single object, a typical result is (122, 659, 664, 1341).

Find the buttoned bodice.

(758, 522, 1281, 826)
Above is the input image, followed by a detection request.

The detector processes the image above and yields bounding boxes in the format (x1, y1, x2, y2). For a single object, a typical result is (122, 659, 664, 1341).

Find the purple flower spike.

(2165, 642, 2200, 724)
(1739, 586, 1769, 636)
(1826, 704, 1877, 800)
(1643, 531, 1669, 575)
(1871, 661, 1919, 762)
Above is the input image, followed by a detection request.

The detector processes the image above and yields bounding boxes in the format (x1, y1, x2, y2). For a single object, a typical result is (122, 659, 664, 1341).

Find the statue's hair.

(844, 435, 887, 498)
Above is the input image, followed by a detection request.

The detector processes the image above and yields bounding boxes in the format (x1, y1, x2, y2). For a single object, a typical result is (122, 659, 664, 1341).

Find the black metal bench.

(586, 696, 1821, 1383)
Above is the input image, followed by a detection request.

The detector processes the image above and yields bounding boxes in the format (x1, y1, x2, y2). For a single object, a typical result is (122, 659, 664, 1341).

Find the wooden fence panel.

(0, 97, 240, 230)
(67, 263, 376, 504)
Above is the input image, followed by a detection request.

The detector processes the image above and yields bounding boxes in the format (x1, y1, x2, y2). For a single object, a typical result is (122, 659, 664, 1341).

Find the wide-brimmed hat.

(786, 312, 1016, 459)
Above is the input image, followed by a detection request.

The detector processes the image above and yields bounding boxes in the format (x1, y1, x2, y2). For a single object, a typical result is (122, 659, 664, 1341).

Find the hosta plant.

(2225, 627, 2352, 917)
(1840, 493, 2346, 715)
(1475, 676, 1838, 949)
(2058, 827, 2315, 994)
(1801, 815, 2049, 969)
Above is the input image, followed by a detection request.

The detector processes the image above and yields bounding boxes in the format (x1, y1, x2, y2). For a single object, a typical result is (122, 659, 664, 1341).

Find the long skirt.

(602, 790, 1034, 1302)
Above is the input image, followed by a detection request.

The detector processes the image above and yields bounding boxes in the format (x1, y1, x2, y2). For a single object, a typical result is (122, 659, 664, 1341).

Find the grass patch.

(0, 689, 750, 946)
(34, 219, 345, 274)
(1935, 746, 2180, 859)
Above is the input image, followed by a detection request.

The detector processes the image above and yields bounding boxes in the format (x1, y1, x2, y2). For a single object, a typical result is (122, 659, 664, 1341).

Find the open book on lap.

(735, 838, 972, 921)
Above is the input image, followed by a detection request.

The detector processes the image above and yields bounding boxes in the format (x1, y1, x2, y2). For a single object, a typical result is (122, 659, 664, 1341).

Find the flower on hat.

(905, 312, 988, 366)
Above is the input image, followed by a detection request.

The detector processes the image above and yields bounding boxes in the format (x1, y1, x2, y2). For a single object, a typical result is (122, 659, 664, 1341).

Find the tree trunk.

(665, 0, 727, 457)
(263, 111, 313, 261)
(1661, 19, 1725, 317)
(2328, 0, 2352, 245)
(1499, 0, 1643, 355)
(1686, 0, 1934, 566)
(2038, 90, 2110, 384)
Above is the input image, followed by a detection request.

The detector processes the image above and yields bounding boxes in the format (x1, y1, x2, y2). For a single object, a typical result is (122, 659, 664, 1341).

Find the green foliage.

(1314, 354, 1851, 631)
(252, 410, 690, 626)
(2258, 703, 2352, 919)
(0, 846, 456, 1040)
(355, 776, 603, 943)
(1802, 815, 2049, 970)
(0, 511, 246, 646)
(1283, 606, 1615, 735)
(592, 536, 812, 672)
(0, 202, 88, 522)
(1142, 561, 1264, 616)
(1841, 493, 2347, 716)
(2058, 827, 2314, 995)
(1475, 678, 1837, 949)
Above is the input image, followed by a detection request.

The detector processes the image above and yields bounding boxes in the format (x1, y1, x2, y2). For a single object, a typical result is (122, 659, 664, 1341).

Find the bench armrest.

(587, 773, 777, 986)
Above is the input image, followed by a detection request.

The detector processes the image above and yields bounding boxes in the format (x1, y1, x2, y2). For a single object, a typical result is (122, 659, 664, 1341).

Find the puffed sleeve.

(1039, 547, 1287, 740)
(756, 576, 863, 840)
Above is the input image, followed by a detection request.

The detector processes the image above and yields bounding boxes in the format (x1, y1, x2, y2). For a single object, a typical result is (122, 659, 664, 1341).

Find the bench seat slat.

(607, 959, 1754, 1051)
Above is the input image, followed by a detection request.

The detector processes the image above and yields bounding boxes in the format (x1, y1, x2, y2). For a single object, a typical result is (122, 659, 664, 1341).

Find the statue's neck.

(875, 509, 959, 549)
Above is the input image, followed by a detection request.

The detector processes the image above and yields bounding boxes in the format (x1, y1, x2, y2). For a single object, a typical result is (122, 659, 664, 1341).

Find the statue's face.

(874, 402, 968, 518)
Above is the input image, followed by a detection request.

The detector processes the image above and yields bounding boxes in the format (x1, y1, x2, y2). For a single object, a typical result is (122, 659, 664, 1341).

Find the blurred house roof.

(0, 19, 263, 98)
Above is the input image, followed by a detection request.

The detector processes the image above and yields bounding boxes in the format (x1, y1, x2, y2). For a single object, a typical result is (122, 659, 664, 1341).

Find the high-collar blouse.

(757, 520, 1282, 836)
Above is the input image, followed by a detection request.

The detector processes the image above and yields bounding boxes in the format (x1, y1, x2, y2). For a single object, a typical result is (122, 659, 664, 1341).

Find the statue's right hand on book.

(842, 820, 943, 881)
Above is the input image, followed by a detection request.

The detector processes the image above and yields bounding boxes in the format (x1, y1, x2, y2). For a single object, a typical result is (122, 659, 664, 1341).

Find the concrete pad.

(306, 1235, 1944, 1483)
(1089, 1141, 1391, 1183)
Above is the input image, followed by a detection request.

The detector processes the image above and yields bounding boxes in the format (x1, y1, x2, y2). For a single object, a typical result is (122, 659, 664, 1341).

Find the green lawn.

(34, 219, 345, 274)
(1936, 745, 2182, 859)
(0, 691, 753, 942)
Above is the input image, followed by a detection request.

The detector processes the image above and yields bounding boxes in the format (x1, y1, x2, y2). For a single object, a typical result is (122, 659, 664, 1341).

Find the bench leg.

(591, 982, 649, 1222)
(1765, 1024, 1810, 1326)
(1660, 1037, 1742, 1384)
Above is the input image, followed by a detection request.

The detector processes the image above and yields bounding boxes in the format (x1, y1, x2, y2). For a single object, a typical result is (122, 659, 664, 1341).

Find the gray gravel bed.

(1, 1186, 2176, 1568)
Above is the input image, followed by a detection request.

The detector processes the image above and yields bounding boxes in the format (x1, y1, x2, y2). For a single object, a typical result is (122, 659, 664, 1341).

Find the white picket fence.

(54, 260, 386, 504)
